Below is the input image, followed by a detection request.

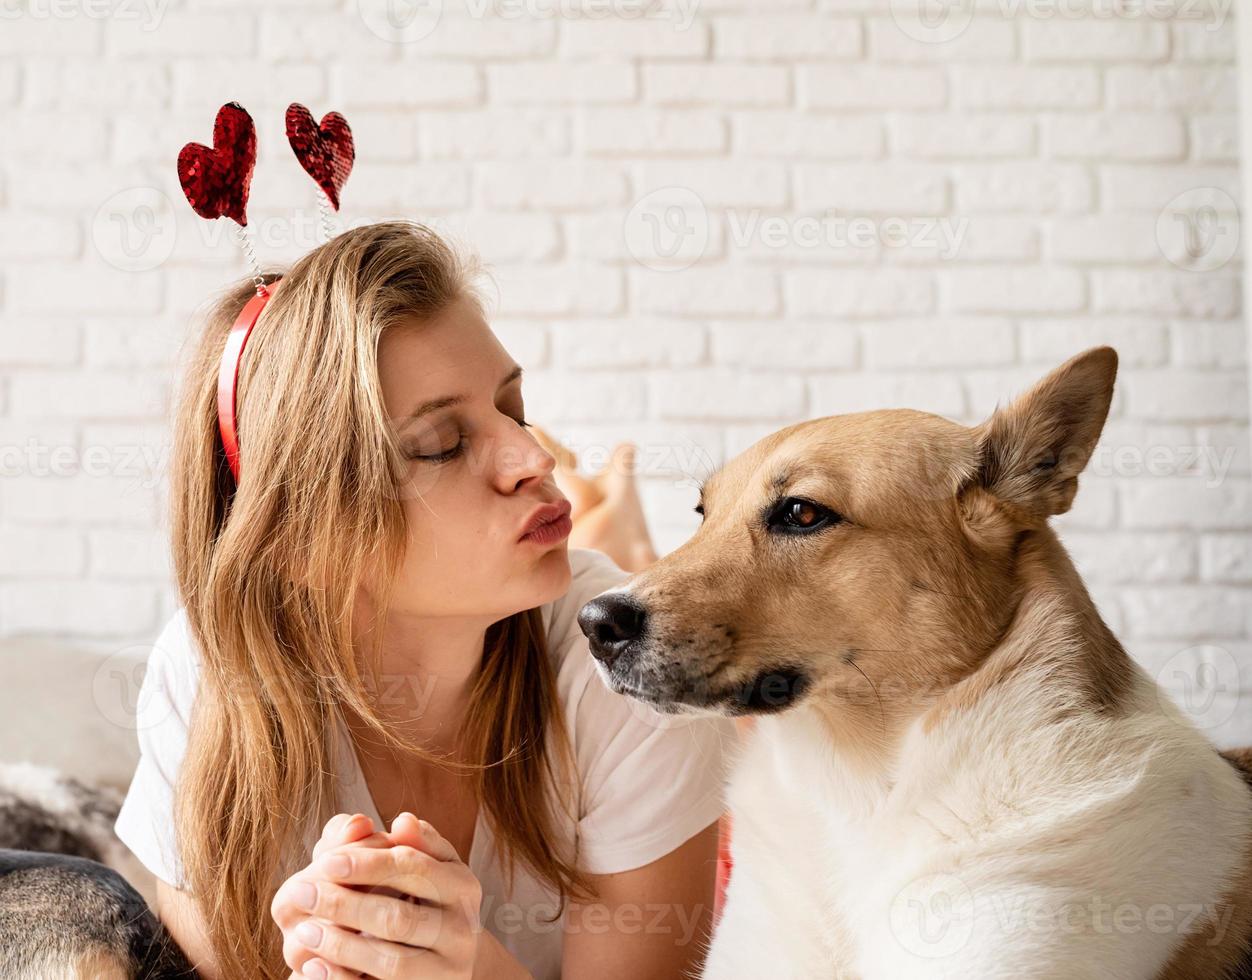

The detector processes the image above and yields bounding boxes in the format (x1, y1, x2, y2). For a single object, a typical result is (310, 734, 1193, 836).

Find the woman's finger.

(315, 843, 473, 908)
(280, 878, 443, 947)
(293, 918, 444, 979)
(313, 813, 374, 859)
(388, 811, 460, 862)
(295, 955, 372, 980)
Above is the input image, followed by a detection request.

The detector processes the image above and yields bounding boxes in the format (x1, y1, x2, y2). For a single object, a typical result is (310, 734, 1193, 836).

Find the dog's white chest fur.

(704, 666, 1252, 980)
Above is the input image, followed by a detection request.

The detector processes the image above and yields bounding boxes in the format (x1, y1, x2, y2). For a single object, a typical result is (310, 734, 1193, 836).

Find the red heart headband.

(177, 101, 355, 485)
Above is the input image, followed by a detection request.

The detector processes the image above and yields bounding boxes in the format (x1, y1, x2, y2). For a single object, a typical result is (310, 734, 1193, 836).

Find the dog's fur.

(0, 763, 195, 978)
(580, 348, 1252, 979)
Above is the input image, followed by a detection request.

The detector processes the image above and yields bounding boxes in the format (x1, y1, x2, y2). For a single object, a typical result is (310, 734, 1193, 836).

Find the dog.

(578, 347, 1252, 979)
(0, 762, 195, 978)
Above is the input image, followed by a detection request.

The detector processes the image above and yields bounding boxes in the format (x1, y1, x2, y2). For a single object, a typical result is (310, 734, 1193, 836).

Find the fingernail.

(323, 853, 351, 878)
(292, 881, 317, 911)
(295, 920, 323, 948)
(302, 960, 328, 980)
(417, 818, 433, 833)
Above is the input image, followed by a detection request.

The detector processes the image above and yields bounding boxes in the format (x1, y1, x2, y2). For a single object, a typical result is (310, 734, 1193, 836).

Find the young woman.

(113, 221, 734, 980)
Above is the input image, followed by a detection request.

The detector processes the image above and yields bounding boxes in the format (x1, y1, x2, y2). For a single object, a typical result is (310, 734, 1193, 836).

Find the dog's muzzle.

(577, 592, 648, 671)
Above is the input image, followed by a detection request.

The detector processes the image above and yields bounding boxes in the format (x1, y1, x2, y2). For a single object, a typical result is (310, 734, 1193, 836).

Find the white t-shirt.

(114, 547, 735, 979)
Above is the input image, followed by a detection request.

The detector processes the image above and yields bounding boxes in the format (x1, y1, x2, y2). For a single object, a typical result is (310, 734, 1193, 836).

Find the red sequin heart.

(286, 103, 355, 211)
(177, 102, 257, 227)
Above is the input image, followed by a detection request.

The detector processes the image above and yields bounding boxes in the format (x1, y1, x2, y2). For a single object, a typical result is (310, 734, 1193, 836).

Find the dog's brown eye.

(768, 497, 841, 534)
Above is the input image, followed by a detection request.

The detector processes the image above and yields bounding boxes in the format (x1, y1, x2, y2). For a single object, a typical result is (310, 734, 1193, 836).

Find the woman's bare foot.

(531, 428, 658, 573)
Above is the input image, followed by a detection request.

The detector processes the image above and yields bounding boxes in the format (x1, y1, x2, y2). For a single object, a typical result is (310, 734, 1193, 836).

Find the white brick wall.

(0, 0, 1249, 743)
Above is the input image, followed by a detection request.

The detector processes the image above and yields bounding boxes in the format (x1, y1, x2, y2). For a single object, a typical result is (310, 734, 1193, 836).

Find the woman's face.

(374, 295, 572, 621)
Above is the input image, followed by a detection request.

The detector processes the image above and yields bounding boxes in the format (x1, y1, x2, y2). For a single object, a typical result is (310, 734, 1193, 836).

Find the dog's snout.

(577, 593, 648, 669)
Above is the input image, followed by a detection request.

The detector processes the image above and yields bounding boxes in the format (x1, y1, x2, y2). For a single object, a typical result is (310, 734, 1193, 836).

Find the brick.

(89, 529, 171, 579)
(1023, 20, 1169, 63)
(552, 319, 706, 369)
(1121, 369, 1248, 422)
(797, 165, 947, 213)
(0, 320, 80, 367)
(868, 17, 1016, 62)
(1093, 272, 1240, 319)
(1172, 20, 1236, 62)
(643, 64, 791, 107)
(863, 319, 1016, 369)
(809, 372, 965, 419)
(561, 18, 709, 58)
(9, 370, 168, 420)
(0, 214, 80, 260)
(0, 528, 85, 577)
(486, 63, 637, 104)
(1021, 319, 1169, 367)
(1121, 587, 1248, 639)
(713, 16, 861, 59)
(734, 112, 884, 159)
(492, 265, 624, 317)
(1171, 321, 1247, 369)
(447, 213, 561, 264)
(0, 112, 107, 161)
(489, 320, 548, 368)
(0, 582, 157, 637)
(786, 270, 935, 317)
(653, 370, 806, 421)
(1, 473, 160, 526)
(1100, 165, 1239, 211)
(1201, 535, 1252, 582)
(1045, 113, 1186, 162)
(633, 268, 780, 317)
(635, 162, 789, 208)
(944, 268, 1086, 315)
(334, 64, 481, 107)
(953, 66, 1101, 110)
(1108, 67, 1237, 111)
(8, 265, 162, 315)
(419, 110, 570, 158)
(1191, 115, 1238, 163)
(24, 60, 169, 109)
(583, 109, 727, 155)
(799, 65, 947, 110)
(524, 371, 647, 422)
(106, 12, 250, 57)
(1122, 480, 1252, 531)
(895, 115, 1036, 159)
(481, 162, 628, 210)
(711, 321, 858, 370)
(1065, 532, 1197, 584)
(1049, 215, 1161, 263)
(956, 164, 1094, 213)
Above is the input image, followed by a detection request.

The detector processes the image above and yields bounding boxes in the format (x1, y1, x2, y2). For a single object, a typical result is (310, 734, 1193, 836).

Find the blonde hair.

(169, 221, 590, 979)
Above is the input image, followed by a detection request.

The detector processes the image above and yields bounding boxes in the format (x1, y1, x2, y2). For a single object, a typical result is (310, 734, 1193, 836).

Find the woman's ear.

(965, 346, 1118, 528)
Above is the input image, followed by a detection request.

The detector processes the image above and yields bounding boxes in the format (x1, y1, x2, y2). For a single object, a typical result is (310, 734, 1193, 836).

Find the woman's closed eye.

(407, 414, 532, 464)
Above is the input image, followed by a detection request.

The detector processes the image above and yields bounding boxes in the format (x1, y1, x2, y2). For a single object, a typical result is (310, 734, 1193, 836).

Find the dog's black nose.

(577, 593, 648, 669)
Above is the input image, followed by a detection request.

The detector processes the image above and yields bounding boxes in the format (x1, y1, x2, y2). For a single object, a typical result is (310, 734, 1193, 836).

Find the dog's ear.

(963, 346, 1117, 528)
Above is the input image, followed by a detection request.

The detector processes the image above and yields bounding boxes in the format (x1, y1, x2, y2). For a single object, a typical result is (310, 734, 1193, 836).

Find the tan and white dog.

(578, 347, 1252, 979)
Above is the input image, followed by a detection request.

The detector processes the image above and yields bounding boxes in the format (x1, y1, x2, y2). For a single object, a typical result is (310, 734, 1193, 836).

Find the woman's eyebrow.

(403, 364, 524, 421)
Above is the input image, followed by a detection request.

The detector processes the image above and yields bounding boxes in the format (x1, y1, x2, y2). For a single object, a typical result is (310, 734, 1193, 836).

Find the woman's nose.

(493, 422, 555, 489)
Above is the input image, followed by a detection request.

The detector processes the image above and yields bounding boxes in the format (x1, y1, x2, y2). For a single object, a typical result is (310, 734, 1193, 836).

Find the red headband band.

(215, 279, 280, 483)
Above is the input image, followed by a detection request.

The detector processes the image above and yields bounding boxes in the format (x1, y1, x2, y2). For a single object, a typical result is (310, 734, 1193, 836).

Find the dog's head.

(577, 347, 1118, 720)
